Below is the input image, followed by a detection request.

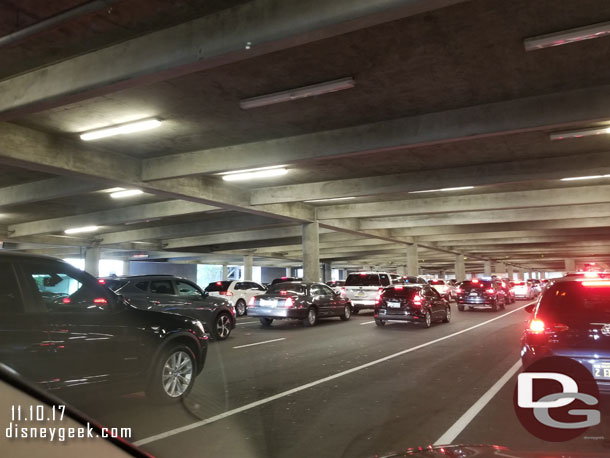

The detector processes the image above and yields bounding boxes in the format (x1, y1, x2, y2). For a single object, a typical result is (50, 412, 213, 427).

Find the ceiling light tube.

(239, 77, 355, 109)
(560, 175, 606, 181)
(409, 186, 474, 194)
(222, 168, 288, 182)
(217, 165, 287, 176)
(524, 21, 610, 51)
(549, 126, 610, 141)
(305, 197, 356, 203)
(80, 118, 162, 141)
(64, 226, 99, 235)
(110, 189, 144, 199)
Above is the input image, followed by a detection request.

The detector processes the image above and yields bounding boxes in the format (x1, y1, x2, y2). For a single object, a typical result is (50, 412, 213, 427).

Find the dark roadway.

(73, 300, 610, 458)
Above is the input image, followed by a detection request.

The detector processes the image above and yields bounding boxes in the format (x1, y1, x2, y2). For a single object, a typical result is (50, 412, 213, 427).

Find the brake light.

(280, 290, 287, 295)
(281, 276, 287, 279)
(412, 294, 423, 307)
(394, 285, 403, 290)
(581, 281, 610, 287)
(93, 298, 107, 305)
(375, 290, 382, 304)
(98, 279, 106, 284)
(584, 272, 599, 278)
(472, 278, 479, 283)
(341, 287, 346, 293)
(62, 297, 71, 304)
(219, 291, 233, 296)
(360, 273, 367, 276)
(486, 288, 495, 294)
(284, 297, 294, 308)
(216, 281, 222, 285)
(248, 297, 256, 306)
(529, 319, 545, 333)
(456, 288, 462, 294)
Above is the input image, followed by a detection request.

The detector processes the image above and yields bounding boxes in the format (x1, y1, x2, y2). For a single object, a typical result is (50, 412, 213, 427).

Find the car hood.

(376, 444, 603, 457)
(203, 295, 231, 307)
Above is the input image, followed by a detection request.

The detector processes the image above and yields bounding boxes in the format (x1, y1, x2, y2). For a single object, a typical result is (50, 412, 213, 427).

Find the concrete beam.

(315, 185, 610, 219)
(0, 177, 102, 207)
(147, 85, 610, 182)
(0, 0, 465, 119)
(8, 200, 217, 238)
(252, 150, 610, 204)
(361, 203, 610, 229)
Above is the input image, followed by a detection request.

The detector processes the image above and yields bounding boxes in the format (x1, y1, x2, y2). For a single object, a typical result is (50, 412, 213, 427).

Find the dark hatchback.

(247, 281, 352, 326)
(270, 276, 303, 285)
(101, 275, 236, 340)
(374, 284, 450, 328)
(0, 253, 208, 402)
(456, 279, 507, 312)
(521, 274, 610, 392)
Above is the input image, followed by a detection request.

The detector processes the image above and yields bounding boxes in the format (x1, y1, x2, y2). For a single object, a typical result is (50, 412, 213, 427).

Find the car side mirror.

(524, 303, 536, 313)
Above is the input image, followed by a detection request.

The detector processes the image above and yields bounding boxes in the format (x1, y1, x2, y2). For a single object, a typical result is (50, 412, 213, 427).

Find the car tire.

(260, 317, 273, 326)
(340, 304, 352, 321)
(213, 313, 232, 340)
(147, 345, 196, 403)
(442, 306, 451, 323)
(303, 307, 318, 327)
(500, 297, 506, 310)
(422, 310, 432, 328)
(235, 299, 247, 317)
(458, 305, 465, 312)
(491, 301, 498, 312)
(375, 319, 386, 326)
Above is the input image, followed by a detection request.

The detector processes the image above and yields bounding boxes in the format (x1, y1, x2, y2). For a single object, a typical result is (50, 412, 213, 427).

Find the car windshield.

(538, 282, 610, 322)
(345, 274, 380, 286)
(265, 283, 307, 295)
(460, 280, 492, 289)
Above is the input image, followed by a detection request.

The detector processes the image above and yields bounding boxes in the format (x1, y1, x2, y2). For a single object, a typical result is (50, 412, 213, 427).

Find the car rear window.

(205, 281, 232, 292)
(538, 282, 610, 322)
(266, 283, 306, 295)
(345, 274, 380, 286)
(383, 286, 420, 299)
(460, 280, 492, 290)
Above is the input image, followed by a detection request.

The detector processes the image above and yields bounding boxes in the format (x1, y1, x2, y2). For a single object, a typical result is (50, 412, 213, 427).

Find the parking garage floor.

(68, 300, 607, 458)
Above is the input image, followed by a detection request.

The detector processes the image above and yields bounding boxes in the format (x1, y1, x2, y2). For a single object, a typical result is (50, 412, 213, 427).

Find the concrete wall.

(129, 261, 197, 283)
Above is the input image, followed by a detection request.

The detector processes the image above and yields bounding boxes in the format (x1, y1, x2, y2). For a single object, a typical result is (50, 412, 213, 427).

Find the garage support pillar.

(285, 267, 292, 277)
(496, 262, 506, 275)
(455, 255, 465, 282)
(243, 256, 253, 281)
(483, 260, 492, 276)
(564, 258, 576, 273)
(517, 268, 524, 280)
(84, 246, 100, 277)
(322, 263, 332, 282)
(123, 260, 130, 276)
(222, 264, 229, 281)
(507, 265, 514, 280)
(302, 222, 320, 282)
(406, 244, 418, 276)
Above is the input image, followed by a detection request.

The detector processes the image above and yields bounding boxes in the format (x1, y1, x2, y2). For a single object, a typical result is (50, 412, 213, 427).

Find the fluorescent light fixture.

(110, 189, 144, 199)
(80, 118, 162, 141)
(409, 186, 474, 194)
(239, 77, 355, 109)
(560, 175, 610, 181)
(102, 187, 126, 193)
(550, 126, 610, 141)
(305, 197, 356, 203)
(64, 226, 99, 235)
(124, 218, 161, 226)
(221, 167, 288, 182)
(217, 165, 287, 176)
(524, 20, 610, 51)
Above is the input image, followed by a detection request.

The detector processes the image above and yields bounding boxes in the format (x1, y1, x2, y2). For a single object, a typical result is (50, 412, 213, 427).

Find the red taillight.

(280, 290, 287, 295)
(248, 297, 256, 306)
(456, 288, 462, 294)
(486, 288, 495, 294)
(281, 276, 287, 279)
(216, 281, 222, 285)
(93, 298, 107, 305)
(581, 281, 610, 287)
(412, 294, 423, 307)
(472, 278, 479, 283)
(341, 287, 346, 293)
(98, 279, 106, 284)
(220, 291, 233, 296)
(284, 297, 294, 308)
(360, 273, 367, 276)
(62, 297, 71, 304)
(528, 319, 545, 333)
(394, 285, 403, 290)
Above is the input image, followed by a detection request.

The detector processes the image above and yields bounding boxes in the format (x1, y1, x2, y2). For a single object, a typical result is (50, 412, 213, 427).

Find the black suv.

(521, 273, 610, 393)
(374, 284, 450, 328)
(456, 279, 507, 312)
(0, 253, 208, 402)
(101, 275, 236, 340)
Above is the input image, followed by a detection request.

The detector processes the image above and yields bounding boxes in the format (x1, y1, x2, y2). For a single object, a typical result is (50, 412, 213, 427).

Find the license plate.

(260, 299, 278, 307)
(469, 293, 478, 297)
(356, 291, 365, 297)
(593, 362, 610, 380)
(387, 301, 401, 308)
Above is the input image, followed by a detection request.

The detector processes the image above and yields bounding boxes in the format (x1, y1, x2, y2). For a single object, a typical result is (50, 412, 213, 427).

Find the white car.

(428, 279, 456, 300)
(204, 280, 267, 316)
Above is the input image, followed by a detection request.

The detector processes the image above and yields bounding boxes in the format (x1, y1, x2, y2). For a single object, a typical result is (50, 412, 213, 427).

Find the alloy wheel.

(162, 351, 193, 398)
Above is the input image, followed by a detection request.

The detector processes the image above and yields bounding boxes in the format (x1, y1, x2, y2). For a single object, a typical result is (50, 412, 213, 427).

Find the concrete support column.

(302, 222, 320, 282)
(564, 258, 576, 273)
(517, 268, 524, 280)
(285, 267, 292, 277)
(123, 260, 130, 276)
(507, 265, 514, 280)
(222, 264, 229, 281)
(322, 263, 332, 282)
(496, 262, 506, 275)
(483, 260, 492, 276)
(396, 265, 406, 276)
(84, 246, 100, 277)
(407, 244, 418, 276)
(455, 254, 466, 282)
(243, 256, 253, 281)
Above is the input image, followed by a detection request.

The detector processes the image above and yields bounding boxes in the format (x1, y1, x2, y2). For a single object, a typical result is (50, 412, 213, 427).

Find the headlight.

(192, 319, 206, 335)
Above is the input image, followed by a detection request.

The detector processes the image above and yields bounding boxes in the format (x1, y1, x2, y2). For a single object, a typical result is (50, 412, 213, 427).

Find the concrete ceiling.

(1, 0, 610, 273)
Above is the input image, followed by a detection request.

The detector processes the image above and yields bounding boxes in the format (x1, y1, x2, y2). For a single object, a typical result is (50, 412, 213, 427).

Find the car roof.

(0, 251, 62, 262)
(102, 274, 189, 281)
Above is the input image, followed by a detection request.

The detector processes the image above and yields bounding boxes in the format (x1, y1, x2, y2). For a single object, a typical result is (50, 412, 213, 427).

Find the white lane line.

(235, 320, 259, 326)
(233, 338, 286, 349)
(360, 320, 375, 325)
(434, 359, 521, 445)
(134, 302, 533, 447)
